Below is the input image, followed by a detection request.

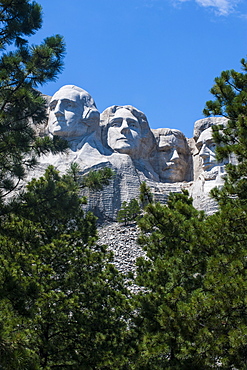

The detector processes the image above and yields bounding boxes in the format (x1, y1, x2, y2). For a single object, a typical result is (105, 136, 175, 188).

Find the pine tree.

(0, 2, 132, 368)
(117, 198, 141, 225)
(133, 191, 209, 368)
(0, 166, 132, 369)
(0, 0, 66, 205)
(204, 56, 247, 205)
(132, 57, 247, 369)
(139, 181, 153, 209)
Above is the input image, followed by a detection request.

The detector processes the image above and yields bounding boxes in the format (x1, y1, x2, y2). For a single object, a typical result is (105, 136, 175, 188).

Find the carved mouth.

(163, 161, 183, 170)
(50, 119, 67, 127)
(202, 161, 215, 169)
(116, 137, 128, 141)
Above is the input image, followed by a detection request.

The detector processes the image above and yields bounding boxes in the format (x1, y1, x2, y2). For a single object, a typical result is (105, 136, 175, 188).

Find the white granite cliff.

(26, 85, 231, 221)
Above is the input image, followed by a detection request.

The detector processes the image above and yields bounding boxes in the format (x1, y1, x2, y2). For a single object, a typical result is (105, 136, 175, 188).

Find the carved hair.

(193, 117, 228, 141)
(54, 85, 97, 109)
(152, 128, 187, 146)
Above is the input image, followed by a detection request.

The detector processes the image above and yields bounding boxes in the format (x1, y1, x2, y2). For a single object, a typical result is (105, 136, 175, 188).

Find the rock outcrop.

(25, 85, 232, 220)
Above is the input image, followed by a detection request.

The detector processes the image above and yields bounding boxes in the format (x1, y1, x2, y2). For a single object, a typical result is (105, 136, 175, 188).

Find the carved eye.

(109, 119, 121, 127)
(129, 121, 138, 128)
(196, 143, 202, 152)
(65, 101, 75, 108)
(49, 104, 56, 111)
(177, 149, 186, 156)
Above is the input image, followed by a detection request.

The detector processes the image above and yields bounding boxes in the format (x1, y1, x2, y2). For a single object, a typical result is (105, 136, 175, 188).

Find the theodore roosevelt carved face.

(153, 128, 190, 182)
(48, 85, 99, 138)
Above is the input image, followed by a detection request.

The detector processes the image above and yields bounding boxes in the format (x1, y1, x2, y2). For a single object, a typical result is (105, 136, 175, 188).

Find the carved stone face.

(196, 127, 217, 172)
(48, 87, 89, 138)
(157, 133, 188, 182)
(107, 108, 142, 155)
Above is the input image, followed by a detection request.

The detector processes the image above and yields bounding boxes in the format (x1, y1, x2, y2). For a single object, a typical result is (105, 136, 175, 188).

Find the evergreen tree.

(117, 201, 129, 226)
(133, 191, 209, 369)
(0, 166, 132, 369)
(132, 191, 247, 369)
(0, 0, 66, 204)
(204, 56, 247, 204)
(80, 166, 114, 191)
(117, 198, 141, 226)
(139, 181, 153, 209)
(133, 57, 247, 369)
(0, 2, 132, 367)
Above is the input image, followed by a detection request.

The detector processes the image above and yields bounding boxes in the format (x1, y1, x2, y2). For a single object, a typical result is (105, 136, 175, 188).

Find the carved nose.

(199, 144, 209, 158)
(171, 149, 179, 161)
(120, 120, 130, 133)
(54, 101, 63, 116)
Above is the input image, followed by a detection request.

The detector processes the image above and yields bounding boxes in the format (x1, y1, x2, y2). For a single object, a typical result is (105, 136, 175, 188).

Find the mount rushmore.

(31, 84, 230, 221)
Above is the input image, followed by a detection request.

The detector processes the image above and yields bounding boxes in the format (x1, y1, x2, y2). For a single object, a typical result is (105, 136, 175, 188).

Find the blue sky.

(32, 0, 246, 138)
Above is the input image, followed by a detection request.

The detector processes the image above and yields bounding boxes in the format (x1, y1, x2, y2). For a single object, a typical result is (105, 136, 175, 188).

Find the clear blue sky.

(31, 0, 246, 138)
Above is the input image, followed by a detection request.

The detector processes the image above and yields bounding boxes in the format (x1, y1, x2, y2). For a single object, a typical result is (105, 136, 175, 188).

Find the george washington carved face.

(48, 85, 99, 138)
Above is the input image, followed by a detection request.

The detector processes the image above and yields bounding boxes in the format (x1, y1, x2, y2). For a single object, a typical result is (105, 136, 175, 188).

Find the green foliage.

(0, 0, 42, 49)
(117, 182, 153, 225)
(80, 166, 114, 191)
(139, 181, 153, 209)
(117, 198, 141, 225)
(0, 2, 132, 368)
(132, 58, 247, 369)
(68, 163, 114, 192)
(204, 56, 247, 204)
(204, 58, 247, 121)
(0, 166, 132, 369)
(133, 191, 247, 369)
(0, 0, 67, 204)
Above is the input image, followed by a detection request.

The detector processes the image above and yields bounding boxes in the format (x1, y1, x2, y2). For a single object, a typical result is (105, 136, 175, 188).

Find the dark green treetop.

(131, 56, 247, 369)
(139, 181, 153, 209)
(204, 56, 247, 204)
(0, 0, 66, 204)
(0, 165, 132, 369)
(133, 189, 247, 369)
(117, 198, 141, 226)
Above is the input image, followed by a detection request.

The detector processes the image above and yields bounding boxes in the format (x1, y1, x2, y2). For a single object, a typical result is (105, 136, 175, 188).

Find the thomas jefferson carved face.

(156, 130, 189, 182)
(107, 108, 142, 155)
(48, 86, 99, 138)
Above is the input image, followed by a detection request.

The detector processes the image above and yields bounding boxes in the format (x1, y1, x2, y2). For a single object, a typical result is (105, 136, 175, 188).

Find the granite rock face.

(97, 222, 144, 273)
(26, 85, 233, 220)
(189, 117, 229, 214)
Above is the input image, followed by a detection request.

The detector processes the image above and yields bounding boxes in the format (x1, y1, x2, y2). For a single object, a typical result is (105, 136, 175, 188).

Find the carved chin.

(49, 125, 71, 137)
(202, 163, 216, 171)
(202, 163, 221, 180)
(161, 166, 186, 182)
(203, 169, 218, 181)
(161, 173, 185, 182)
(114, 146, 132, 155)
(49, 121, 89, 138)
